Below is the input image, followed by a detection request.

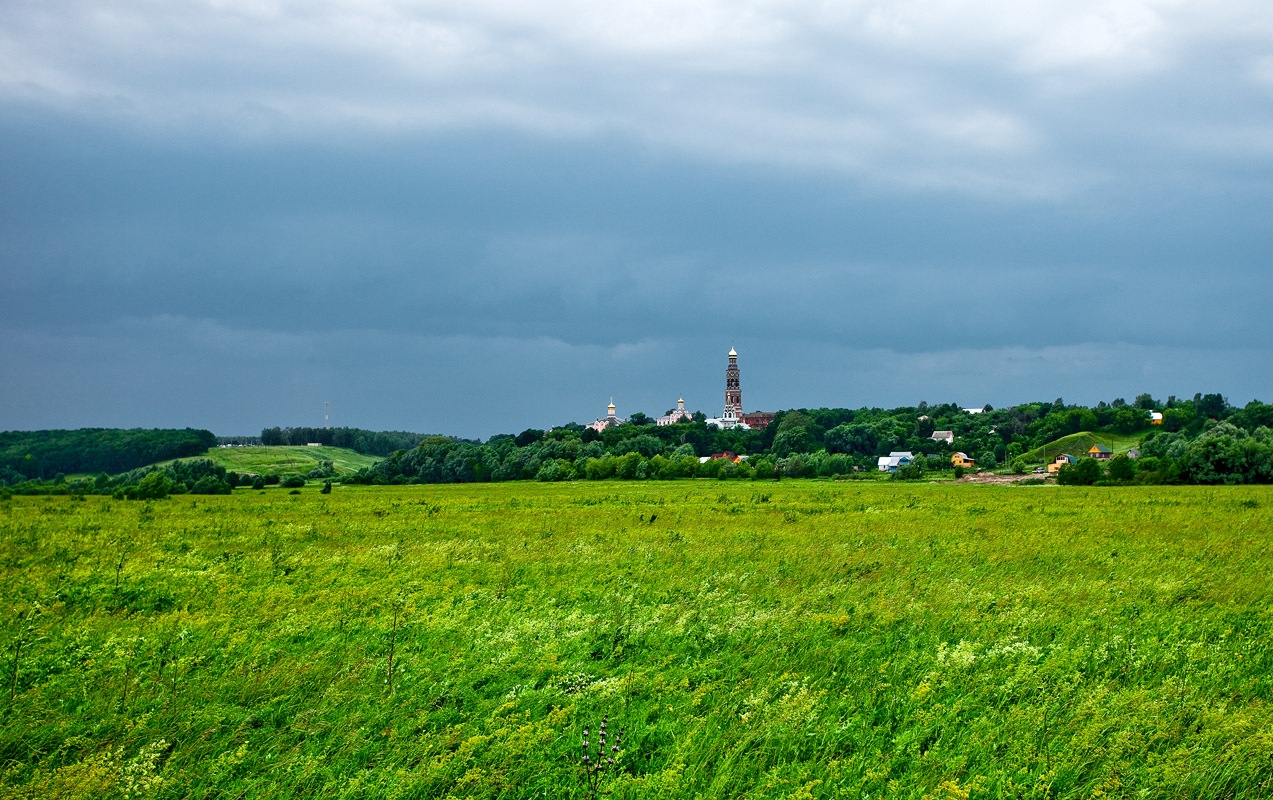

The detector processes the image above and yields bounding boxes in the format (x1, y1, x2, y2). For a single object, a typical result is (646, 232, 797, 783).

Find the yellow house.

(1047, 453, 1076, 474)
(951, 452, 976, 469)
(1088, 444, 1113, 460)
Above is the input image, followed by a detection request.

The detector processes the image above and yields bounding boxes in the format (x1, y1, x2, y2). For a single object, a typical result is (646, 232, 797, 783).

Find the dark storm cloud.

(2, 1, 1272, 435)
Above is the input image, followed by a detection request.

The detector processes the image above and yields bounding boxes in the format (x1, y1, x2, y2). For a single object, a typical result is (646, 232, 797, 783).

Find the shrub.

(190, 476, 232, 495)
(1057, 457, 1102, 486)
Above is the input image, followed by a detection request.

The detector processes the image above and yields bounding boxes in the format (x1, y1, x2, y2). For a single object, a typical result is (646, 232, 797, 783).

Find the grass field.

(174, 445, 381, 477)
(2, 482, 1271, 798)
(1022, 430, 1147, 464)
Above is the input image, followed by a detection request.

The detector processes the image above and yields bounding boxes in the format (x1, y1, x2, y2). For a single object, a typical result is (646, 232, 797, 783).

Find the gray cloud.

(1, 1, 1271, 435)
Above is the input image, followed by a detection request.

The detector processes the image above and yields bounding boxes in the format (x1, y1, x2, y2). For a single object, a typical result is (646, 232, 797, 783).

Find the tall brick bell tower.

(723, 346, 742, 426)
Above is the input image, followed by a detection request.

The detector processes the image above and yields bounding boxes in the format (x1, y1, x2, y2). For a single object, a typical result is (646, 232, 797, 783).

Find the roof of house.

(1089, 444, 1112, 453)
(879, 452, 914, 470)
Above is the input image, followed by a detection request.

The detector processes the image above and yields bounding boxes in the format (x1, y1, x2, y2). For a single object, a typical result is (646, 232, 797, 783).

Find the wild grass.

(171, 445, 380, 477)
(1, 482, 1271, 798)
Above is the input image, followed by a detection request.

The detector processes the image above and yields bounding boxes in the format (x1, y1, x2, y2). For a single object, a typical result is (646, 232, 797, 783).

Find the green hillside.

(1023, 429, 1145, 463)
(178, 445, 380, 476)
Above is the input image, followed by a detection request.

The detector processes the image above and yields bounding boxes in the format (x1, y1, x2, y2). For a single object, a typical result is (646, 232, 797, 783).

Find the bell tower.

(724, 346, 742, 421)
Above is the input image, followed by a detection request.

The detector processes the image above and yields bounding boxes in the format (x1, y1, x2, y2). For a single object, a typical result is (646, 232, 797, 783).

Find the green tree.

(134, 470, 176, 499)
(1057, 458, 1102, 486)
(1107, 454, 1136, 483)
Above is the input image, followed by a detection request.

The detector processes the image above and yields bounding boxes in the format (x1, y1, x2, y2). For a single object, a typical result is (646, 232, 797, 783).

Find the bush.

(280, 475, 306, 489)
(1057, 458, 1102, 486)
(190, 476, 232, 495)
(133, 470, 177, 500)
(892, 462, 925, 481)
(1107, 454, 1136, 483)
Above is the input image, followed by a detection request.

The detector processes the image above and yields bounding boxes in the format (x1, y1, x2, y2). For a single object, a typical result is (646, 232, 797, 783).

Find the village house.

(930, 430, 954, 445)
(877, 451, 914, 472)
(698, 451, 743, 464)
(951, 452, 976, 469)
(1088, 444, 1113, 460)
(1047, 453, 1076, 474)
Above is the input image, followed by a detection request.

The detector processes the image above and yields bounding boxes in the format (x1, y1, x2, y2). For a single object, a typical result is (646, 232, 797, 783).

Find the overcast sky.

(2, 1, 1272, 438)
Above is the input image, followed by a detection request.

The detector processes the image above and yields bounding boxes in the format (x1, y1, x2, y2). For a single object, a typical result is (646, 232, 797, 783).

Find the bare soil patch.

(956, 472, 1054, 485)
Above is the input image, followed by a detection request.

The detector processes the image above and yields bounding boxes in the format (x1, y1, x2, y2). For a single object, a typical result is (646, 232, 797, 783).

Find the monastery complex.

(588, 347, 774, 433)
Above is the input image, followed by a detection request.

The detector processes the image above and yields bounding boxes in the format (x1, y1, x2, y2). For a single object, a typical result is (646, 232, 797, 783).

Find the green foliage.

(341, 395, 1273, 488)
(0, 428, 215, 480)
(1179, 422, 1273, 485)
(1057, 457, 1103, 486)
(2, 484, 1273, 798)
(1107, 453, 1136, 483)
(259, 426, 429, 456)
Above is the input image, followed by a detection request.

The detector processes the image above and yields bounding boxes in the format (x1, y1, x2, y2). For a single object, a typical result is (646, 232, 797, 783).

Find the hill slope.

(178, 445, 380, 476)
(1023, 430, 1144, 463)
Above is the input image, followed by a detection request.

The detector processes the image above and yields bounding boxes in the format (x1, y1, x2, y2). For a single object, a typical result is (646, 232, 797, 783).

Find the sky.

(2, 1, 1272, 439)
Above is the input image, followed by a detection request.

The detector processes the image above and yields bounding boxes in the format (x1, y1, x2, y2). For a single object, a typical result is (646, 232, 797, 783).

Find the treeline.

(0, 458, 340, 499)
(0, 459, 232, 498)
(0, 428, 216, 483)
(259, 427, 429, 456)
(346, 392, 1273, 486)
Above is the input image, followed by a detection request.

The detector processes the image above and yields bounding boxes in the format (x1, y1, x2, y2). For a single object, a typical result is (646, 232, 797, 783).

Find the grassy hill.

(177, 445, 380, 476)
(1022, 429, 1146, 463)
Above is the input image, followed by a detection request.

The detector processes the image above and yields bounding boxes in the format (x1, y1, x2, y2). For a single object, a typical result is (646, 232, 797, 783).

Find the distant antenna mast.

(324, 401, 330, 429)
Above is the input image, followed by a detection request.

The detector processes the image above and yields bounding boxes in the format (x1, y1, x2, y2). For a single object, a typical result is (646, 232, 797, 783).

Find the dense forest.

(0, 428, 215, 483)
(346, 392, 1273, 486)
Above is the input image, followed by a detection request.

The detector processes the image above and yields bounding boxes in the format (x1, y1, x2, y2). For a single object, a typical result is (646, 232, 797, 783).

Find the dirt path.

(956, 472, 1054, 485)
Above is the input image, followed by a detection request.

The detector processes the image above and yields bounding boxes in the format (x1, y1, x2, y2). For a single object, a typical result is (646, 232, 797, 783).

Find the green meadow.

(2, 482, 1271, 799)
(176, 445, 381, 477)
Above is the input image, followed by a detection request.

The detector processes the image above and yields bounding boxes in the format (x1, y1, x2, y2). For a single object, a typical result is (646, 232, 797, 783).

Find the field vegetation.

(3, 482, 1271, 798)
(185, 446, 380, 477)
